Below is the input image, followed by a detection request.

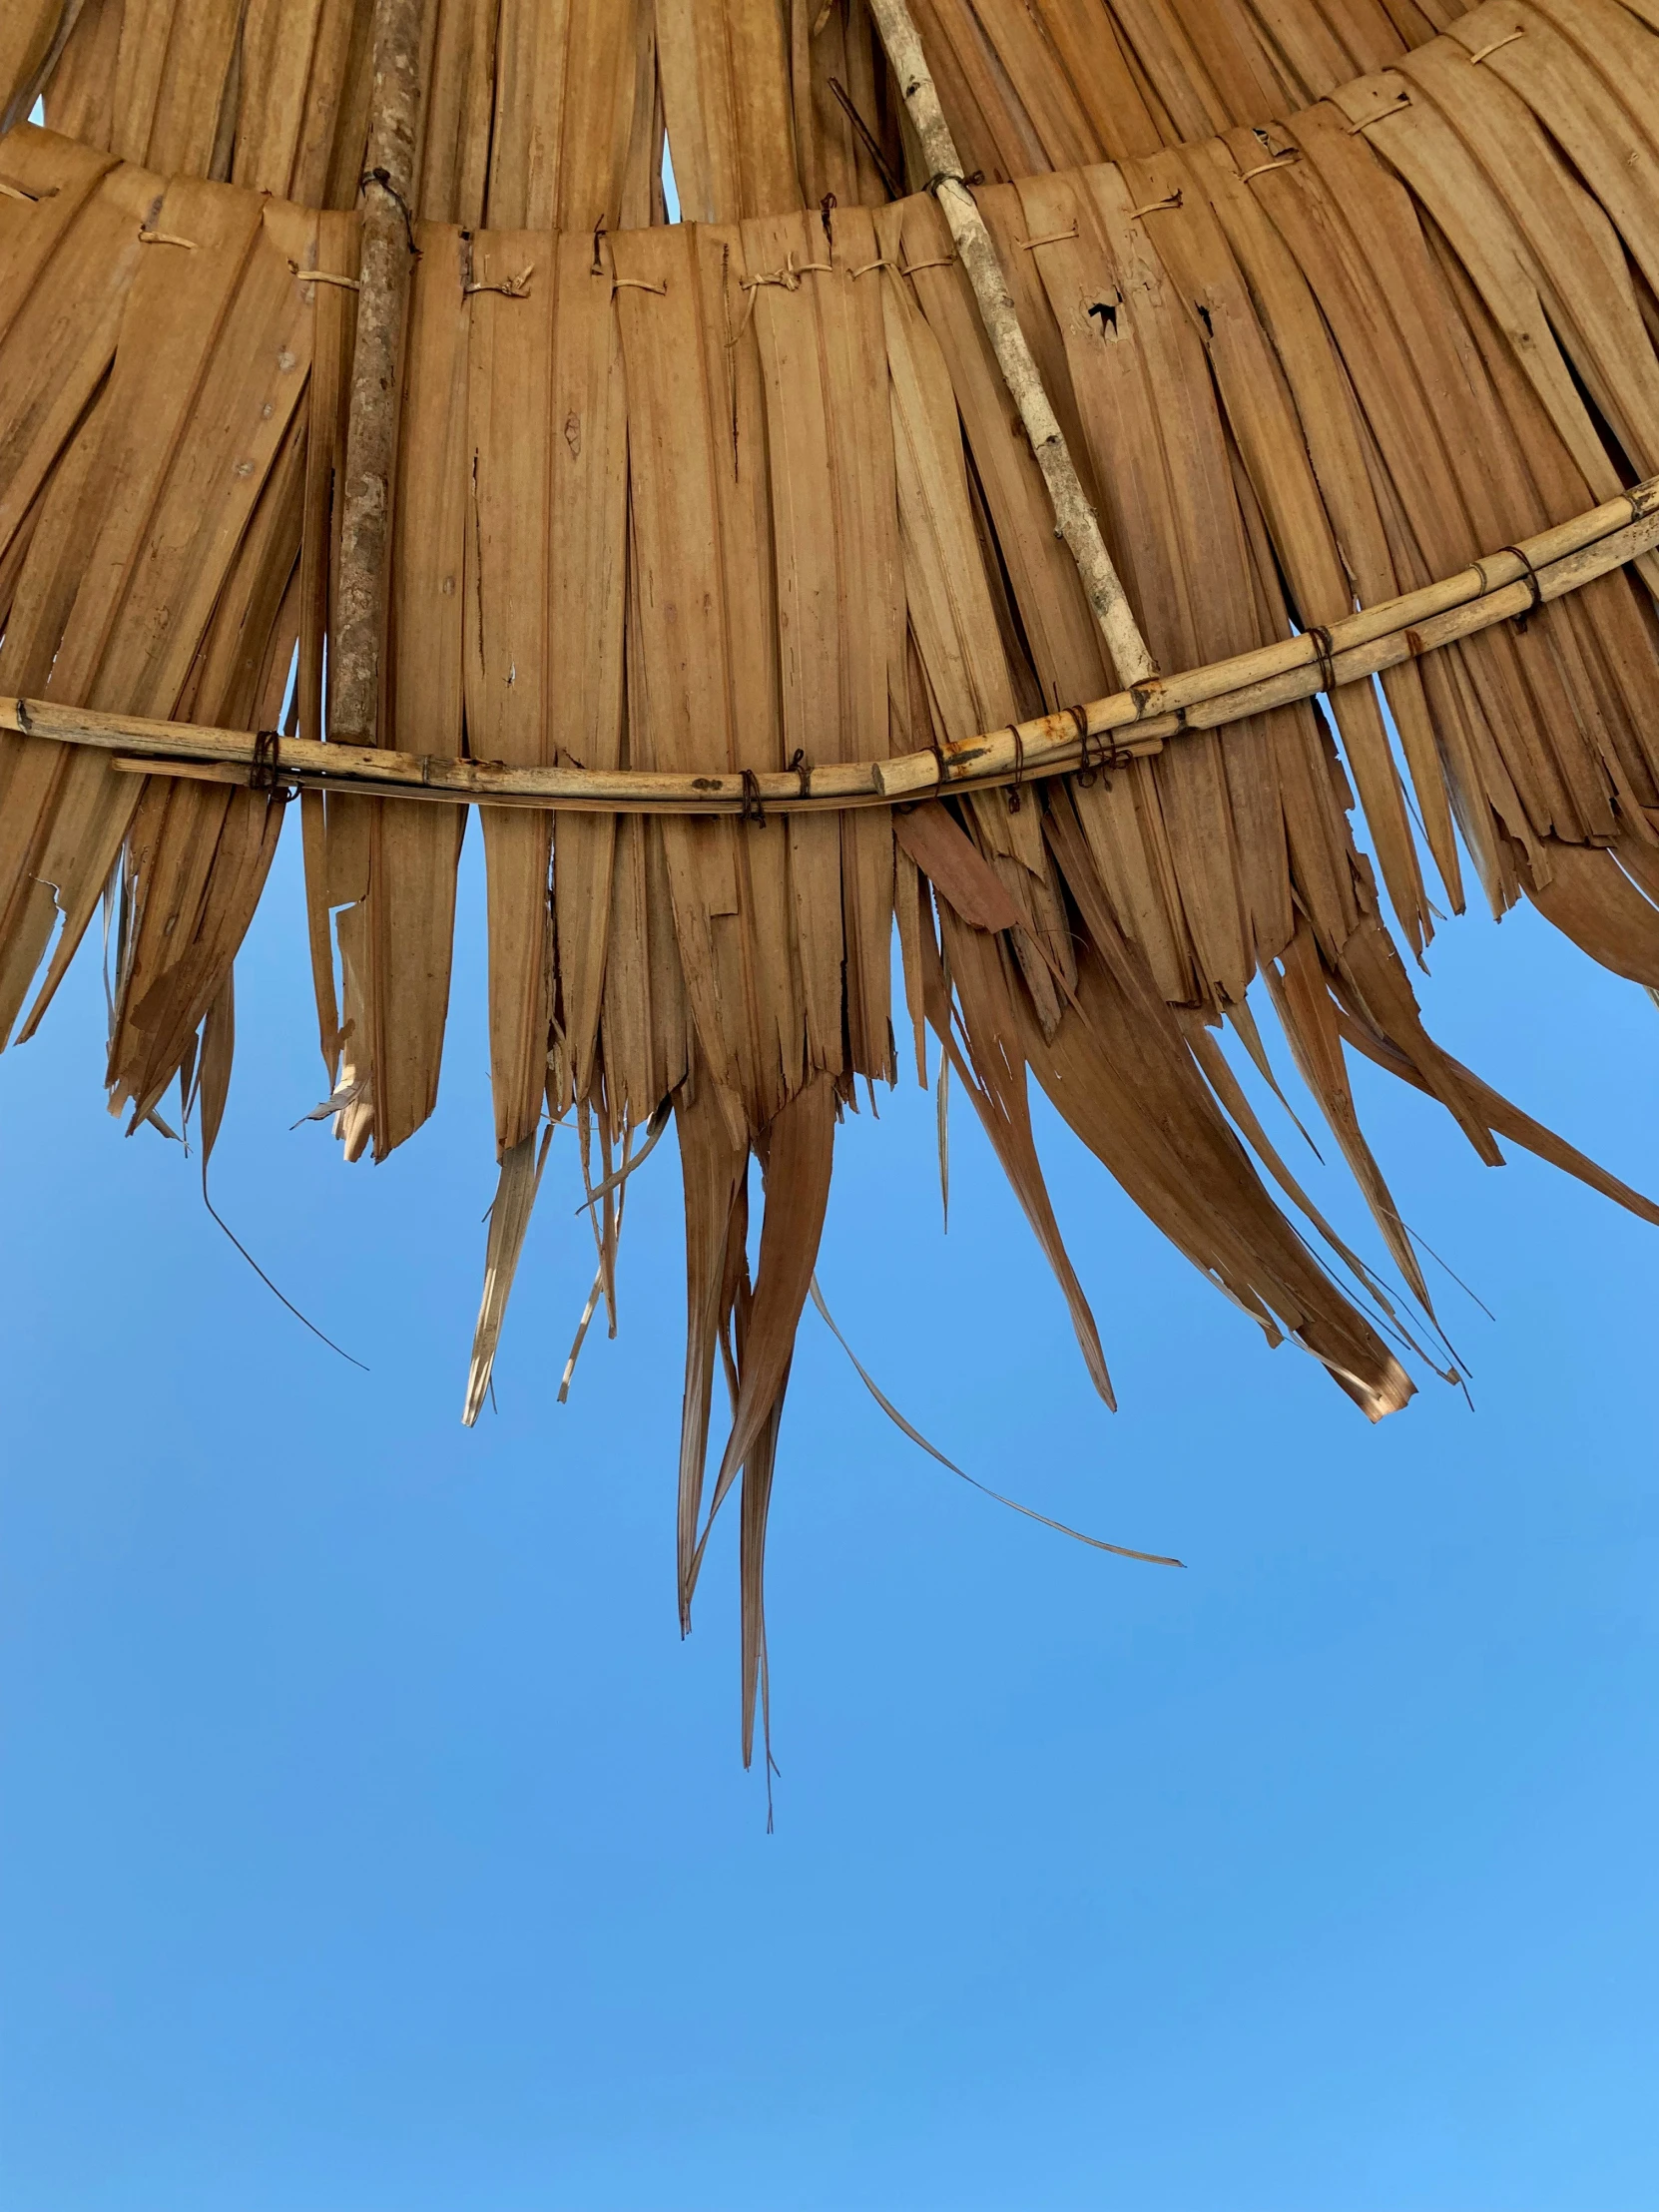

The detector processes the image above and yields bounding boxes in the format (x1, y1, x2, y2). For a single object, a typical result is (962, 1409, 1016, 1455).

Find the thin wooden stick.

(9, 482, 1658, 814)
(863, 0, 1158, 688)
(328, 0, 429, 749)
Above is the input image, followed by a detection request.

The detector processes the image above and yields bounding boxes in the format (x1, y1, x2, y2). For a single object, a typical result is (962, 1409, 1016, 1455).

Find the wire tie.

(1077, 717, 1136, 786)
(1005, 726, 1025, 812)
(828, 78, 904, 203)
(249, 730, 298, 805)
(1501, 544, 1544, 629)
(1071, 708, 1101, 787)
(740, 768, 766, 826)
(359, 168, 419, 256)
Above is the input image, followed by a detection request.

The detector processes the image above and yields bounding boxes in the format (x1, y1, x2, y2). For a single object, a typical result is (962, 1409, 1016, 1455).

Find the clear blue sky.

(1, 812, 1655, 2212)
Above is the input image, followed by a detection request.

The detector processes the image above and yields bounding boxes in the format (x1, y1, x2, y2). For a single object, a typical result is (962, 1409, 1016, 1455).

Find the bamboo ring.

(16, 484, 1659, 820)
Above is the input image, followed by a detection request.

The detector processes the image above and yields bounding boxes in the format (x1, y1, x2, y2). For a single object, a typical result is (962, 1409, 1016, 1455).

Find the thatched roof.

(4, 0, 1659, 1754)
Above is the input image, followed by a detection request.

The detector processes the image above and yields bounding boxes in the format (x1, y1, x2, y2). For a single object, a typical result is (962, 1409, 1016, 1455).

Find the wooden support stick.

(328, 0, 428, 749)
(863, 0, 1158, 689)
(9, 483, 1656, 816)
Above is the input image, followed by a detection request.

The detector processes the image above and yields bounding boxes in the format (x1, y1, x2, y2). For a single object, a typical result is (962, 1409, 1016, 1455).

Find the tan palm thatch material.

(1, 0, 1468, 224)
(6, 0, 1659, 1758)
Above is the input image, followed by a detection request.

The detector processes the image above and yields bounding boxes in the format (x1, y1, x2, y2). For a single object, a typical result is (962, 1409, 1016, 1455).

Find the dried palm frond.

(6, 0, 1469, 229)
(5, 0, 1659, 1750)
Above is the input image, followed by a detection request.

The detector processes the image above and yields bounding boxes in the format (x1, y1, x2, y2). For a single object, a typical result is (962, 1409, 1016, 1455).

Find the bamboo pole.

(328, 0, 429, 749)
(8, 482, 1658, 813)
(863, 0, 1158, 689)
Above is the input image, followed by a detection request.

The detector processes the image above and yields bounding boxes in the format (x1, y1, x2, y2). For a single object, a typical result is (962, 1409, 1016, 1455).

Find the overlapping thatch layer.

(5, 1, 1659, 1753)
(4, 0, 1465, 227)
